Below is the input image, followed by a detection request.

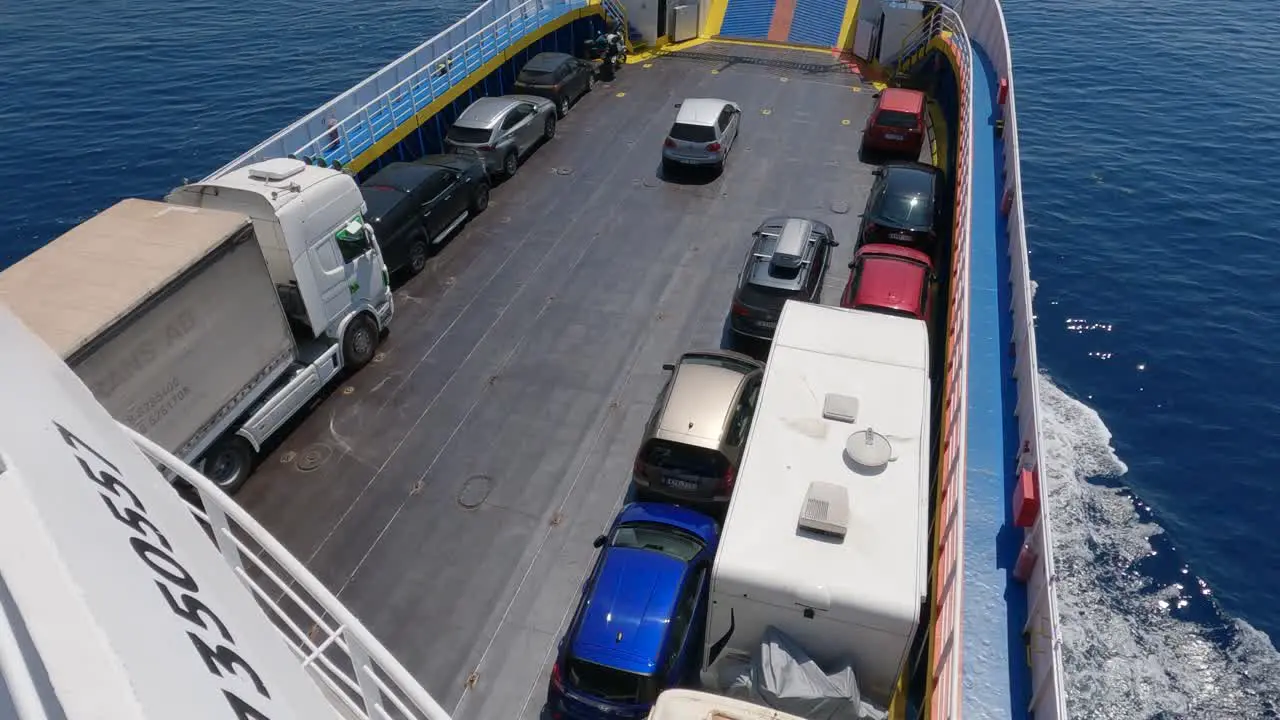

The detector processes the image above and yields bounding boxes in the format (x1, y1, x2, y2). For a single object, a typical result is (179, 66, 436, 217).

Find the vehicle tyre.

(503, 151, 519, 178)
(472, 182, 490, 213)
(556, 95, 570, 118)
(587, 73, 596, 92)
(407, 239, 428, 275)
(543, 114, 557, 140)
(203, 436, 255, 495)
(662, 158, 676, 176)
(342, 313, 379, 370)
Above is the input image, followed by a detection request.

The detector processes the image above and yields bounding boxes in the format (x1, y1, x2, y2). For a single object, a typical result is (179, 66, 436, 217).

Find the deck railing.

(901, 3, 972, 720)
(122, 426, 454, 720)
(289, 0, 591, 168)
(204, 0, 594, 180)
(958, 0, 1069, 716)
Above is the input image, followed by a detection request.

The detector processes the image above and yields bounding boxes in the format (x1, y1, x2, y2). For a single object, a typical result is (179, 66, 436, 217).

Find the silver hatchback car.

(661, 97, 742, 173)
(444, 95, 558, 179)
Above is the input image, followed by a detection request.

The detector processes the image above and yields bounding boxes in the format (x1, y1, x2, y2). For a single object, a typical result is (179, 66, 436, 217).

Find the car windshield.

(876, 110, 918, 128)
(446, 126, 492, 144)
(518, 68, 556, 84)
(875, 171, 935, 227)
(642, 439, 727, 479)
(566, 658, 659, 704)
(669, 122, 717, 142)
(610, 521, 704, 562)
(738, 282, 796, 309)
(680, 352, 755, 375)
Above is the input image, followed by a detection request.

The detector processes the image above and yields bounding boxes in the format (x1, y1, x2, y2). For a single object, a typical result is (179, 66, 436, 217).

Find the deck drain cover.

(555, 167, 573, 176)
(831, 200, 850, 214)
(457, 475, 493, 509)
(296, 444, 332, 472)
(642, 178, 659, 188)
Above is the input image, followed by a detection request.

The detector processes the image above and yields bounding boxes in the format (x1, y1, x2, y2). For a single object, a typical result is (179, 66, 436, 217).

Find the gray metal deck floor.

(236, 42, 887, 720)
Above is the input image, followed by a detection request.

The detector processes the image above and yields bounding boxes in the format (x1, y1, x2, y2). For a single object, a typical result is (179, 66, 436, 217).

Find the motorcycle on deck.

(584, 28, 626, 81)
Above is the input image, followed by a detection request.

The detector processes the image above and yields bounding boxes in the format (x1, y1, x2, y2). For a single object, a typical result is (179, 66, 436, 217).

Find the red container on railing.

(1013, 467, 1040, 528)
(998, 77, 1009, 105)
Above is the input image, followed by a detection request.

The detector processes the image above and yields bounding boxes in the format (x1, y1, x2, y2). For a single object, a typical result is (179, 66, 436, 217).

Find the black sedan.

(514, 52, 596, 118)
(856, 160, 948, 257)
(358, 155, 489, 276)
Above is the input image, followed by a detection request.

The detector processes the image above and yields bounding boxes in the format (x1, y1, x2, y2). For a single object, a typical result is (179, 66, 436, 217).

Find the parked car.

(358, 157, 489, 276)
(444, 95, 558, 179)
(856, 161, 947, 256)
(861, 87, 927, 159)
(631, 350, 764, 506)
(840, 243, 937, 324)
(514, 51, 596, 118)
(729, 216, 838, 341)
(546, 502, 719, 720)
(661, 98, 741, 174)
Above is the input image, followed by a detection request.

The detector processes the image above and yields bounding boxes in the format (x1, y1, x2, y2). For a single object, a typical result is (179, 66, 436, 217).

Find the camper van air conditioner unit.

(798, 480, 849, 539)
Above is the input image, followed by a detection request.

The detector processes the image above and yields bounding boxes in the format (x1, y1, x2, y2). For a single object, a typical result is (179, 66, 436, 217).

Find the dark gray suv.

(728, 216, 839, 341)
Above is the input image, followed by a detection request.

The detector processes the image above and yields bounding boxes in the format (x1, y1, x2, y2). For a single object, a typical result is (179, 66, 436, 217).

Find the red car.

(861, 87, 927, 159)
(840, 243, 937, 324)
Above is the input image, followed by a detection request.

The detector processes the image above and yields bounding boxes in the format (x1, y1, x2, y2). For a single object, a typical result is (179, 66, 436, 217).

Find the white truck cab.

(167, 158, 394, 361)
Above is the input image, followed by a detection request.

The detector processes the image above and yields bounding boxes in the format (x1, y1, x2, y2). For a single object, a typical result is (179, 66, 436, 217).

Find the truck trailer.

(0, 159, 395, 493)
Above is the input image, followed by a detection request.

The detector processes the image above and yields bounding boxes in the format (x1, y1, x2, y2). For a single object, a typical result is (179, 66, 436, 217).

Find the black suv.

(729, 217, 839, 341)
(358, 156, 489, 276)
(857, 160, 948, 258)
(514, 52, 596, 118)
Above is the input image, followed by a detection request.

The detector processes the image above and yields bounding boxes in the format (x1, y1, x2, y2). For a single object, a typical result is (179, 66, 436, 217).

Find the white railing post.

(120, 425, 453, 720)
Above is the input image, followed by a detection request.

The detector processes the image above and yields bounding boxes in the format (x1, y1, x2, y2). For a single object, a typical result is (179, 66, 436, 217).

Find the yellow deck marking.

(761, 108, 772, 115)
(841, 119, 851, 125)
(643, 63, 653, 68)
(615, 91, 626, 97)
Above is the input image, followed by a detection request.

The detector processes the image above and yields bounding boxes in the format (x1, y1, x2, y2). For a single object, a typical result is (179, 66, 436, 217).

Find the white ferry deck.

(232, 42, 928, 720)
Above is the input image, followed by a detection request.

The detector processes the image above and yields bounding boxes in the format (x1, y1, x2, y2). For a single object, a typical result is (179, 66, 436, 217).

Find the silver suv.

(661, 97, 741, 174)
(444, 95, 558, 179)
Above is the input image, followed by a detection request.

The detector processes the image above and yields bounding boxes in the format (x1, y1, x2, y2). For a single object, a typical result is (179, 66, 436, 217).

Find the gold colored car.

(631, 349, 764, 506)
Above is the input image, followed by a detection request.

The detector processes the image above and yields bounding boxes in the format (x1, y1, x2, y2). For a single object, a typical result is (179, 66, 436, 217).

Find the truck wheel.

(408, 239, 428, 275)
(342, 313, 378, 370)
(204, 436, 254, 495)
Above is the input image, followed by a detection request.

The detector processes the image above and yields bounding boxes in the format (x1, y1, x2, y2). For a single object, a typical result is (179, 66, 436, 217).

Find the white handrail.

(120, 425, 453, 720)
(290, 0, 582, 165)
(957, 0, 1069, 716)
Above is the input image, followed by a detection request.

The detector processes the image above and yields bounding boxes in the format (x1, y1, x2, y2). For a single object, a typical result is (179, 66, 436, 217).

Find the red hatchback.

(861, 88, 927, 159)
(840, 243, 937, 324)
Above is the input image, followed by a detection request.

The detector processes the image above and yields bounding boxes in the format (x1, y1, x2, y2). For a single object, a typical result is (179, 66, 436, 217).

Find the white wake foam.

(1039, 375, 1280, 718)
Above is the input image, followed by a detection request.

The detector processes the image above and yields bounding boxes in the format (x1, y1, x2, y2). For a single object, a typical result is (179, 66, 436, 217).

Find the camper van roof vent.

(822, 393, 860, 423)
(798, 480, 849, 539)
(248, 158, 307, 182)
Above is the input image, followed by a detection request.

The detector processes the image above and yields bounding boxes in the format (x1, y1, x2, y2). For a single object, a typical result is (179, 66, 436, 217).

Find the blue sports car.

(545, 502, 719, 720)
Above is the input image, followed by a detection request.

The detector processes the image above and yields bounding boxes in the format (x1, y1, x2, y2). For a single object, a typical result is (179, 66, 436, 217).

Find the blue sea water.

(1007, 0, 1280, 715)
(2, 0, 1279, 716)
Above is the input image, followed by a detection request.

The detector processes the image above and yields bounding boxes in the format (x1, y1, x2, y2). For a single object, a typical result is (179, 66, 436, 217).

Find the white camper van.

(701, 300, 932, 707)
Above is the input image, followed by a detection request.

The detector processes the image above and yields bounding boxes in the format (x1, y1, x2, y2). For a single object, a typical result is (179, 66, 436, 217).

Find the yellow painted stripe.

(835, 0, 862, 53)
(347, 6, 604, 173)
(624, 36, 711, 63)
(703, 0, 731, 38)
(927, 99, 948, 174)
